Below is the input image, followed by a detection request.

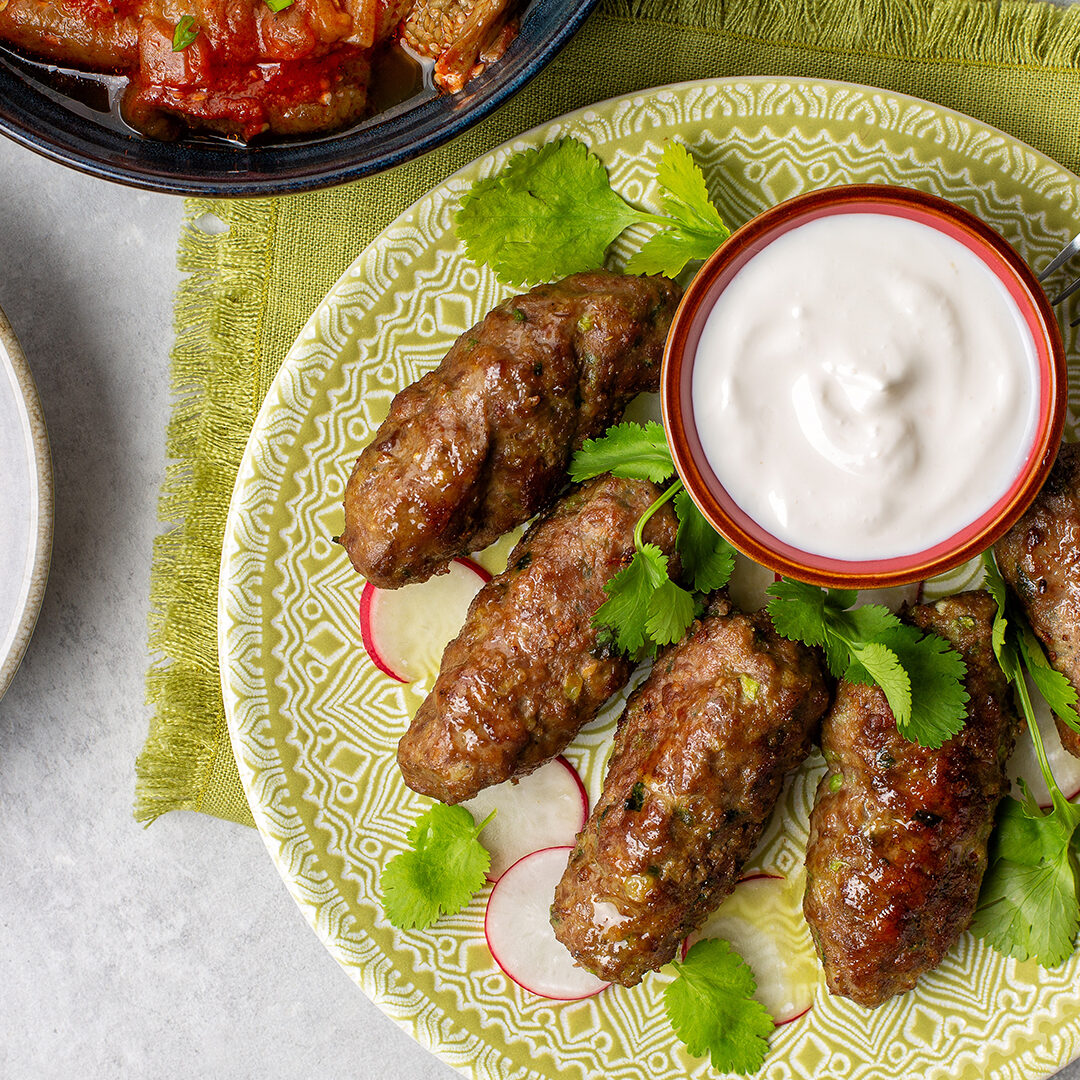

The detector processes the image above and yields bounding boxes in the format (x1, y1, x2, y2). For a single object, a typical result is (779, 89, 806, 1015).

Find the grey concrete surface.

(0, 138, 458, 1080)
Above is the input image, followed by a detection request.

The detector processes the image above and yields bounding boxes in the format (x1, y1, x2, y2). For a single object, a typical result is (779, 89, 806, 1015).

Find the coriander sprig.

(456, 139, 730, 286)
(570, 421, 735, 656)
(664, 939, 774, 1075)
(625, 142, 732, 278)
(971, 552, 1080, 968)
(765, 580, 969, 748)
(380, 803, 495, 930)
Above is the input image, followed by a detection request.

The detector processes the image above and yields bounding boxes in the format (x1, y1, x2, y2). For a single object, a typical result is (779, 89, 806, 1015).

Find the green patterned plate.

(219, 77, 1080, 1080)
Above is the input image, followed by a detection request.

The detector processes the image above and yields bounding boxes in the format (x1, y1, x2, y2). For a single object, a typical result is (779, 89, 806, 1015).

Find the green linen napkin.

(134, 0, 1080, 827)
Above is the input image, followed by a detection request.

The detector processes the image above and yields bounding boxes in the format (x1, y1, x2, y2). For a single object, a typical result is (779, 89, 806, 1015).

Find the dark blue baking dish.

(0, 0, 596, 197)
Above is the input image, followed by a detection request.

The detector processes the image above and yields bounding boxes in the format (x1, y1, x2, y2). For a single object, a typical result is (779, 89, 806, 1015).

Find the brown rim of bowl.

(661, 184, 1068, 590)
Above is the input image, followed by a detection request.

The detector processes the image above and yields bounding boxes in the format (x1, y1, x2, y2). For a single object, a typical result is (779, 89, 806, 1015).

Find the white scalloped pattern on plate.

(219, 77, 1080, 1080)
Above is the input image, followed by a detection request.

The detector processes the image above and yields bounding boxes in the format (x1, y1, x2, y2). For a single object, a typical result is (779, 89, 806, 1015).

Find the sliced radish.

(727, 554, 776, 612)
(726, 556, 920, 616)
(854, 582, 922, 613)
(685, 873, 819, 1025)
(1007, 672, 1080, 807)
(621, 391, 662, 427)
(463, 757, 589, 880)
(485, 846, 610, 1000)
(359, 557, 490, 684)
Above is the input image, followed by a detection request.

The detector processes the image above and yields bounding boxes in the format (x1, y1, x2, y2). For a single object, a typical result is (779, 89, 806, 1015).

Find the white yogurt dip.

(691, 212, 1040, 560)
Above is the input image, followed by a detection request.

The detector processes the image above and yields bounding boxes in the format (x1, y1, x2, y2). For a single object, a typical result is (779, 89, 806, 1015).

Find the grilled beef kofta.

(397, 474, 679, 804)
(803, 592, 1018, 1009)
(339, 271, 681, 589)
(550, 594, 831, 986)
(995, 441, 1080, 759)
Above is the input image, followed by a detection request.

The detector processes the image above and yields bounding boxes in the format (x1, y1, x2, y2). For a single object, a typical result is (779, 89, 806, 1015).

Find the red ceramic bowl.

(661, 185, 1067, 589)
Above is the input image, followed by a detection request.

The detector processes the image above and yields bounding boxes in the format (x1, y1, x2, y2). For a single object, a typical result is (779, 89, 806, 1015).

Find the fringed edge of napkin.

(134, 200, 273, 827)
(609, 0, 1080, 69)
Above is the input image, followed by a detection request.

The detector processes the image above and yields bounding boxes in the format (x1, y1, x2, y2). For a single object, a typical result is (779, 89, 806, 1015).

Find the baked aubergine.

(551, 593, 831, 986)
(802, 592, 1018, 1008)
(995, 440, 1080, 760)
(397, 473, 679, 805)
(340, 270, 681, 589)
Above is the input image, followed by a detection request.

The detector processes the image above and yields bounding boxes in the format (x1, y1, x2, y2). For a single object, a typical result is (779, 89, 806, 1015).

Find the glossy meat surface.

(551, 595, 831, 986)
(0, 0, 139, 68)
(803, 592, 1017, 1009)
(117, 0, 405, 138)
(341, 271, 681, 589)
(995, 441, 1080, 759)
(0, 0, 476, 141)
(397, 474, 678, 804)
(121, 21, 371, 140)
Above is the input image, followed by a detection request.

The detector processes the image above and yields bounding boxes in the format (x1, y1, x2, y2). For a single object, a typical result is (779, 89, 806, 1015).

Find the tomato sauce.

(0, 0, 515, 141)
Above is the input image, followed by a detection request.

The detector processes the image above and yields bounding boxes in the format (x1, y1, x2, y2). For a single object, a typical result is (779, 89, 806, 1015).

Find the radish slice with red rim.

(685, 873, 819, 1025)
(727, 555, 920, 615)
(358, 557, 490, 684)
(485, 846, 610, 1000)
(727, 554, 776, 613)
(463, 757, 589, 881)
(855, 582, 922, 613)
(1008, 672, 1080, 807)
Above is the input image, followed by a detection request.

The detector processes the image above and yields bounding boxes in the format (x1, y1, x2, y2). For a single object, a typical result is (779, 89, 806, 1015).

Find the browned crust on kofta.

(339, 271, 681, 589)
(802, 591, 1018, 1009)
(995, 441, 1080, 759)
(550, 594, 831, 986)
(397, 474, 678, 805)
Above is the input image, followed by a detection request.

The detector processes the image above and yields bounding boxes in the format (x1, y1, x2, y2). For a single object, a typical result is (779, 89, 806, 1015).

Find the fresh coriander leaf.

(569, 421, 674, 484)
(990, 794, 1048, 864)
(991, 793, 1080, 866)
(594, 543, 670, 655)
(171, 15, 199, 49)
(625, 142, 730, 277)
(1016, 623, 1080, 733)
(1013, 776, 1045, 819)
(981, 551, 1021, 679)
(973, 791, 1080, 967)
(826, 588, 860, 610)
(977, 547, 1080, 968)
(819, 630, 855, 680)
(664, 938, 774, 1075)
(768, 578, 967, 747)
(646, 577, 697, 647)
(674, 489, 735, 593)
(884, 624, 968, 748)
(625, 228, 723, 278)
(766, 579, 827, 650)
(973, 857, 1080, 967)
(1056, 785, 1080, 838)
(654, 141, 730, 239)
(826, 604, 903, 684)
(830, 602, 902, 644)
(844, 640, 912, 727)
(380, 804, 493, 930)
(981, 550, 1007, 616)
(265, 0, 294, 9)
(456, 139, 647, 287)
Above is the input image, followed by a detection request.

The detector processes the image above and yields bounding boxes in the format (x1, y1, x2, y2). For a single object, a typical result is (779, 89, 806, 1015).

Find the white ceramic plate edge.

(0, 305, 53, 699)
